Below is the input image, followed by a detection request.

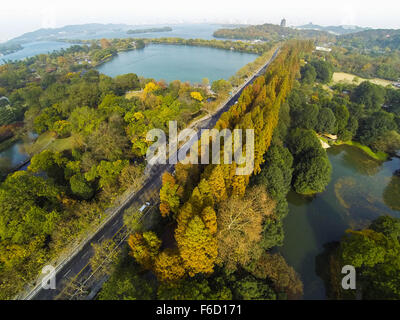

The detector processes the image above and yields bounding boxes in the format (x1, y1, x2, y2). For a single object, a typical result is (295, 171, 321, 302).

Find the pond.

(279, 144, 400, 299)
(96, 44, 258, 83)
(0, 140, 30, 174)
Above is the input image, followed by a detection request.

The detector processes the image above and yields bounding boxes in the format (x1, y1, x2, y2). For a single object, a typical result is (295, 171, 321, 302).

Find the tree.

(332, 218, 400, 300)
(89, 239, 120, 278)
(357, 110, 397, 146)
(69, 174, 93, 200)
(98, 267, 155, 300)
(339, 229, 386, 268)
(211, 79, 232, 94)
(370, 215, 400, 240)
(370, 130, 400, 154)
(100, 38, 111, 49)
(85, 159, 128, 189)
(293, 150, 332, 194)
(0, 171, 60, 244)
(250, 253, 303, 300)
(127, 232, 161, 269)
(157, 277, 232, 300)
(288, 129, 332, 194)
(154, 249, 186, 282)
(190, 91, 203, 102)
(311, 59, 333, 83)
(332, 104, 350, 137)
(159, 172, 181, 217)
(352, 81, 385, 112)
(234, 275, 276, 300)
(69, 106, 102, 136)
(255, 145, 293, 200)
(290, 103, 319, 130)
(300, 63, 317, 84)
(177, 215, 218, 277)
(114, 73, 140, 95)
(216, 186, 275, 271)
(29, 150, 66, 184)
(316, 107, 336, 134)
(86, 119, 131, 162)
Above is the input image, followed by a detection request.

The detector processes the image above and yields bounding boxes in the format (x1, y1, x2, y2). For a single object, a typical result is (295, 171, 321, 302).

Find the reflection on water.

(96, 44, 257, 83)
(383, 175, 400, 211)
(280, 144, 400, 299)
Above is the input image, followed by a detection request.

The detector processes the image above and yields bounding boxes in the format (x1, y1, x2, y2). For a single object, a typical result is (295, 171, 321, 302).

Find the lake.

(280, 144, 400, 299)
(0, 41, 73, 65)
(0, 24, 227, 64)
(96, 44, 258, 83)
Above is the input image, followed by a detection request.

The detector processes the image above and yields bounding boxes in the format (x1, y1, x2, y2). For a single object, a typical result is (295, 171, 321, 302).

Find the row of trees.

(111, 41, 314, 301)
(0, 49, 234, 299)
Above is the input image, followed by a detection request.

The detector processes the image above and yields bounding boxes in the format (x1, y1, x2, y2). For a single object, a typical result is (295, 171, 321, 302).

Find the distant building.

(315, 46, 332, 52)
(280, 18, 286, 27)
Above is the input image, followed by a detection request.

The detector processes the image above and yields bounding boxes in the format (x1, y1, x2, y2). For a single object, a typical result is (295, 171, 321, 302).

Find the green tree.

(311, 59, 333, 84)
(70, 173, 93, 200)
(0, 171, 60, 244)
(300, 63, 317, 84)
(352, 81, 385, 112)
(316, 107, 336, 134)
(234, 275, 276, 300)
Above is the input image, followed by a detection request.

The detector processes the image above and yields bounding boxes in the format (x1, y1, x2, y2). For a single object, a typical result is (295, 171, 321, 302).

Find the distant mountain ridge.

(296, 23, 371, 35)
(6, 23, 166, 44)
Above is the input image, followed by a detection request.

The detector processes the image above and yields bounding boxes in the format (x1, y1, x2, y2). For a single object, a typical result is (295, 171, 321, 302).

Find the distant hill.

(6, 23, 173, 45)
(337, 29, 400, 50)
(213, 23, 335, 42)
(6, 23, 132, 44)
(296, 23, 370, 35)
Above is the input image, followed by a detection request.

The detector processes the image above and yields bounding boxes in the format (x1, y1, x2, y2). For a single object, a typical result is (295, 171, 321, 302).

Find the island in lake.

(126, 27, 172, 34)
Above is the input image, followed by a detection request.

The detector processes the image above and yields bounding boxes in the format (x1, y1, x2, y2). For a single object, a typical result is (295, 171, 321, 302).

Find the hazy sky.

(1, 0, 399, 42)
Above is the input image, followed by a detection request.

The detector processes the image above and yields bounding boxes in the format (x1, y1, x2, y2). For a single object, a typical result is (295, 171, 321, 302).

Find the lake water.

(0, 140, 30, 174)
(56, 23, 224, 41)
(96, 44, 257, 83)
(280, 144, 400, 299)
(0, 24, 227, 64)
(0, 41, 73, 64)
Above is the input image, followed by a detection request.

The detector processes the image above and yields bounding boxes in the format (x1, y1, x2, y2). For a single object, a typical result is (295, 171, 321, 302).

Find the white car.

(139, 201, 151, 213)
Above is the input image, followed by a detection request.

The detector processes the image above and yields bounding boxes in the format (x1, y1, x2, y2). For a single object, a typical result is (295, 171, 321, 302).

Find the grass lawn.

(332, 72, 394, 88)
(27, 132, 78, 155)
(340, 140, 388, 161)
(48, 136, 77, 152)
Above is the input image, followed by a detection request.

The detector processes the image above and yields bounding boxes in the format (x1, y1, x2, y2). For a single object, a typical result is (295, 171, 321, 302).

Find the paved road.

(27, 47, 280, 300)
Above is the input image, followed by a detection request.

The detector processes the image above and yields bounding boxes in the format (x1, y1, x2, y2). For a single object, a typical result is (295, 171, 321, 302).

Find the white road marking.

(99, 235, 105, 241)
(63, 269, 72, 278)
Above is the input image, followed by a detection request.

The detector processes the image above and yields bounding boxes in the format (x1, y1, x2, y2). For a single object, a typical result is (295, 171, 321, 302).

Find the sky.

(1, 0, 400, 42)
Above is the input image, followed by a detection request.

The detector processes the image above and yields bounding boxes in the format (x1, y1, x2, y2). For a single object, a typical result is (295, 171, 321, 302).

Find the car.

(139, 201, 151, 213)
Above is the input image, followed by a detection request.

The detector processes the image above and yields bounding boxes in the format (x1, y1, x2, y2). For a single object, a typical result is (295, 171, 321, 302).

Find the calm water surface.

(96, 44, 257, 83)
(0, 41, 73, 64)
(280, 144, 400, 299)
(1, 24, 226, 63)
